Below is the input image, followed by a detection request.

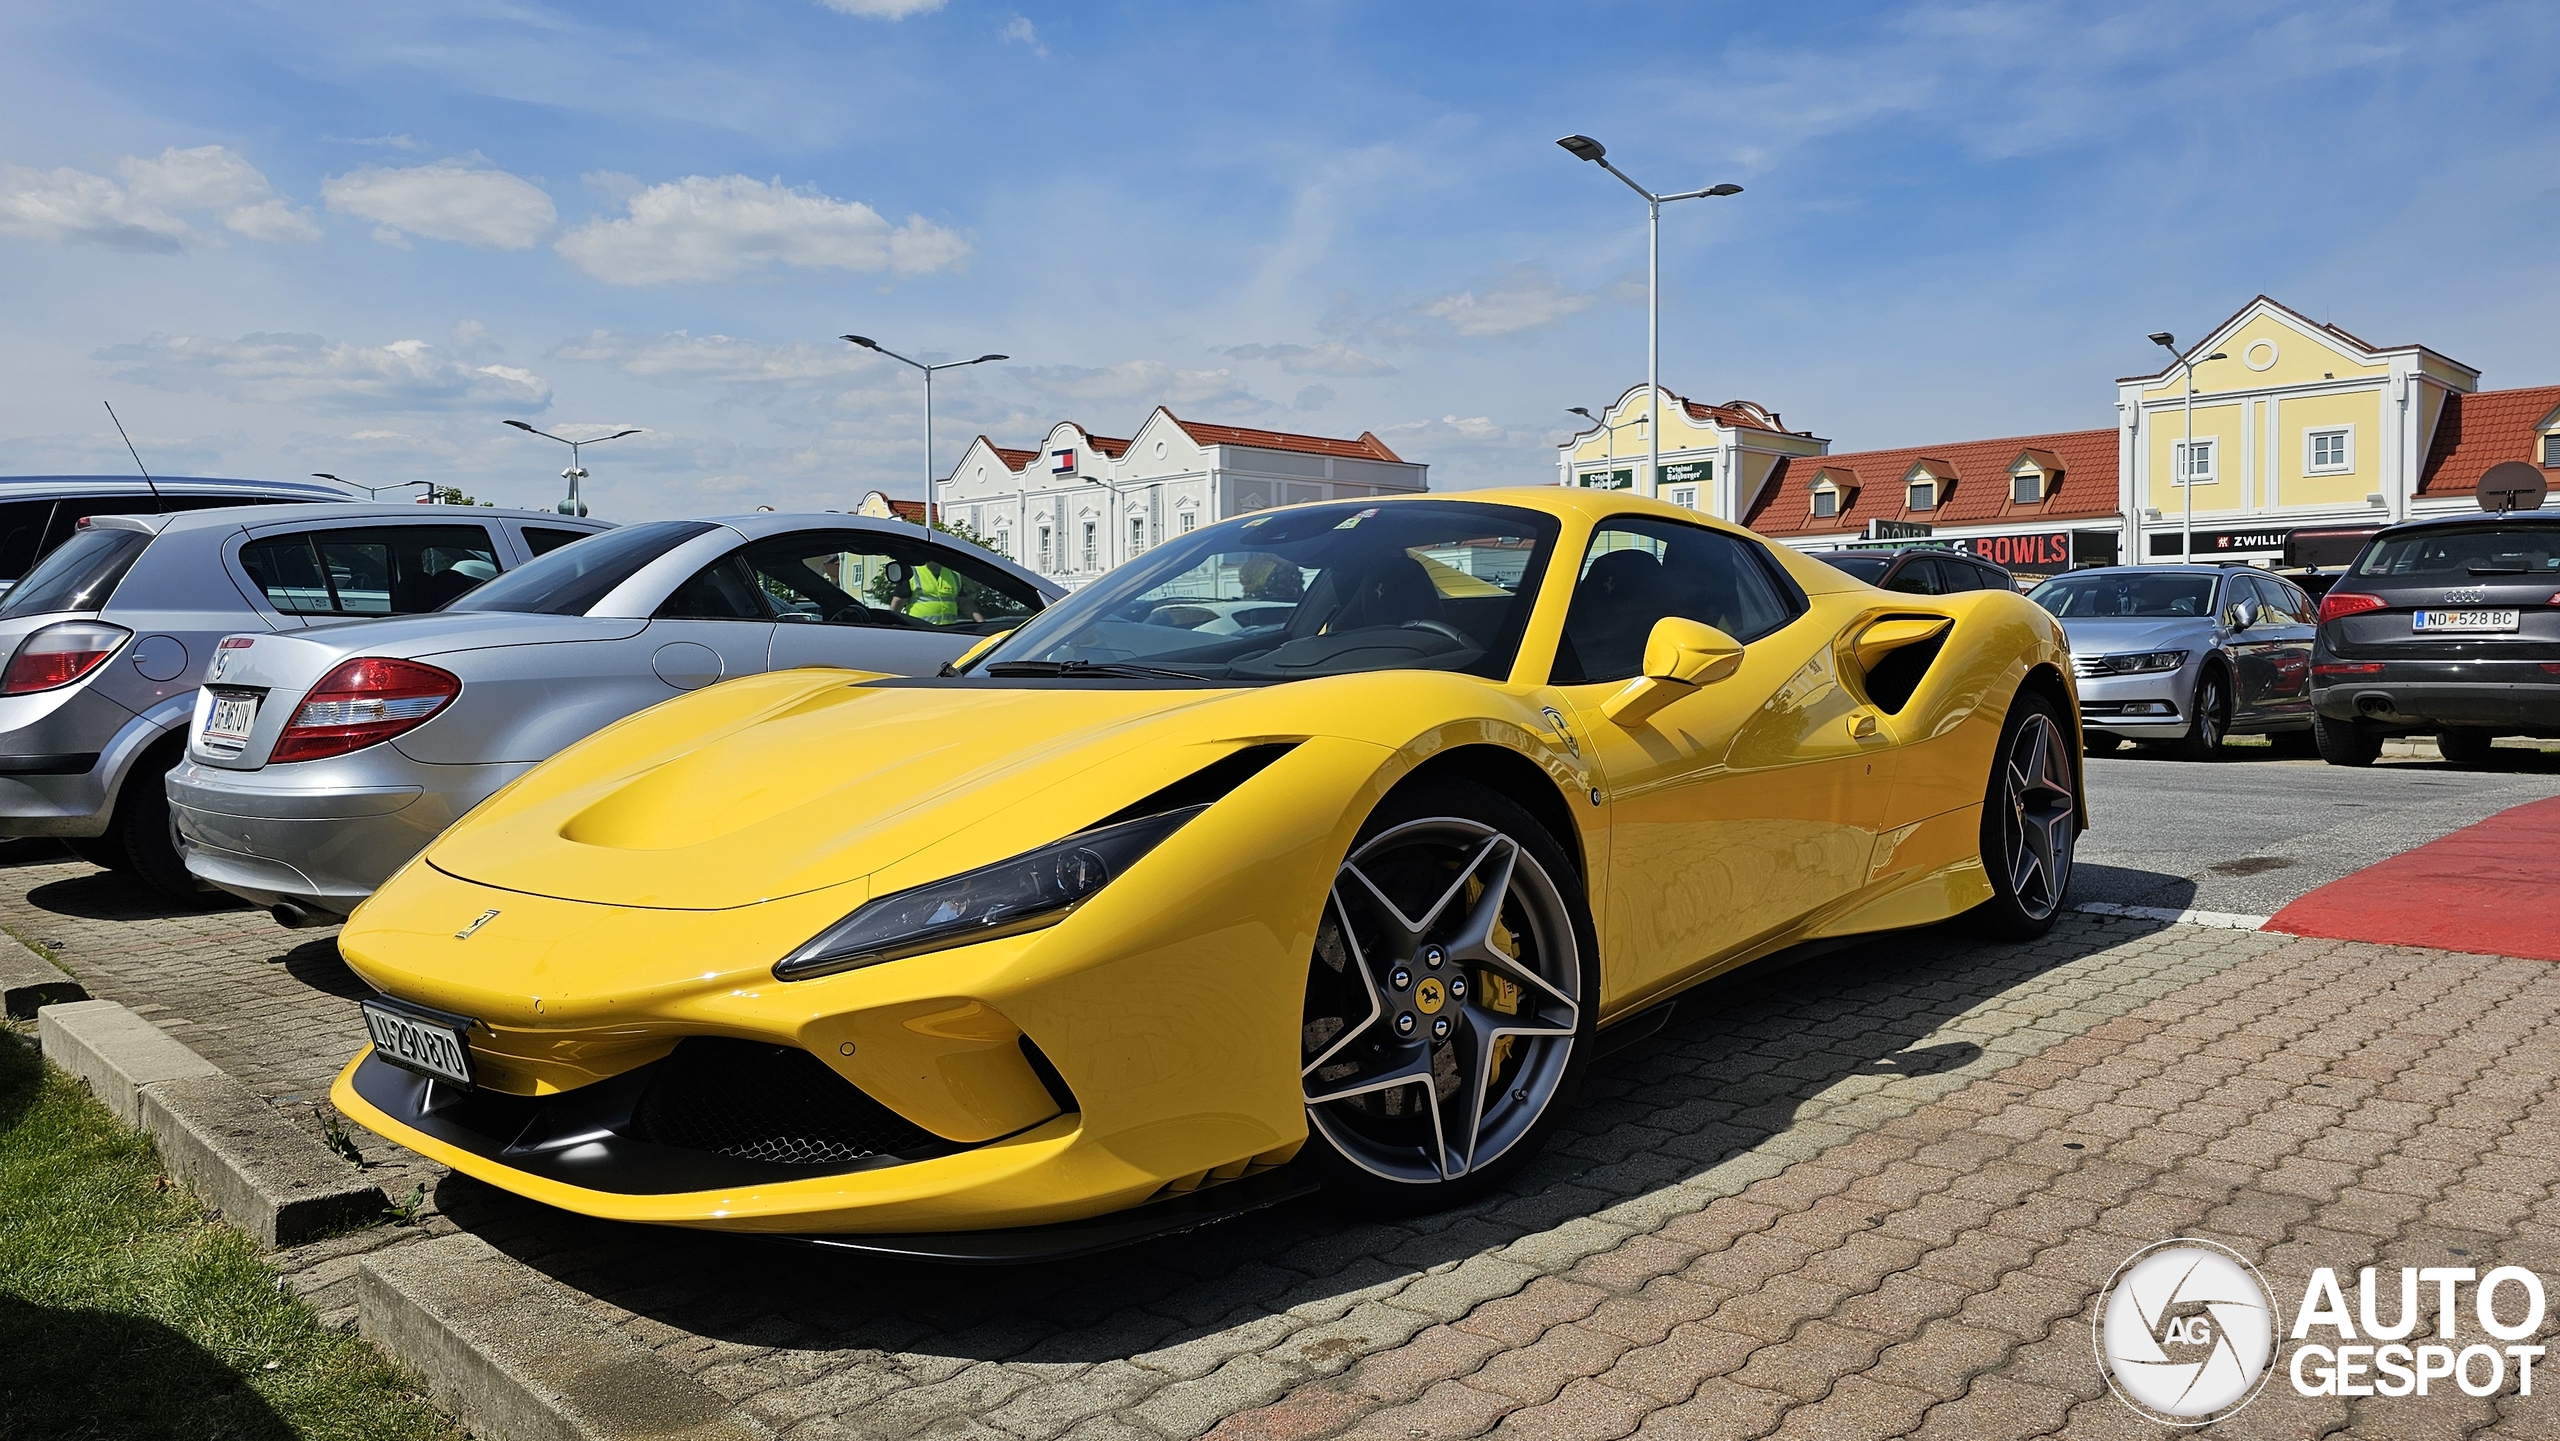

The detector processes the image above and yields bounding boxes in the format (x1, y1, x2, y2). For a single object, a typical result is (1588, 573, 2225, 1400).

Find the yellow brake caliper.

(1466, 877, 1524, 1101)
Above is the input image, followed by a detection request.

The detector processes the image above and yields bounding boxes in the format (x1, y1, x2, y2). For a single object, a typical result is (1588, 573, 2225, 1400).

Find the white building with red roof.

(940, 409, 1427, 583)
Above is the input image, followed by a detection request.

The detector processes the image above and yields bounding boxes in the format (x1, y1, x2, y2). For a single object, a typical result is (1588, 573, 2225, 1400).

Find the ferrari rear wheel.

(1971, 690, 2078, 941)
(1299, 782, 1594, 1212)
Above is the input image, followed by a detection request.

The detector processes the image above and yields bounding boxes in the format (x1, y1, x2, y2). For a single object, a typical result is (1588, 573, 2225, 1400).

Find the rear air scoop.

(421, 671, 1241, 910)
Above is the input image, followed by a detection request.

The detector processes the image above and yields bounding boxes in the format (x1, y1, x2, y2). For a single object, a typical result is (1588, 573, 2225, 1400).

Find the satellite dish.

(2477, 460, 2548, 514)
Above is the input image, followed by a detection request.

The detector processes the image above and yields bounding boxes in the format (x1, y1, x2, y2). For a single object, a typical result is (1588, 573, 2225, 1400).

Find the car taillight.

(2313, 662, 2385, 677)
(2318, 591, 2385, 624)
(0, 621, 131, 695)
(269, 658, 460, 763)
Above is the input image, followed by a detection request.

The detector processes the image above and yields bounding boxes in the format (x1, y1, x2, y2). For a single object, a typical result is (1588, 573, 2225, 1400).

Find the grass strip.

(0, 1028, 455, 1440)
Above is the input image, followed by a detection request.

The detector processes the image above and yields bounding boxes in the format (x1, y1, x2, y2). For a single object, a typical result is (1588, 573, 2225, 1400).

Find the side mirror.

(1601, 617, 1743, 727)
(2225, 598, 2258, 631)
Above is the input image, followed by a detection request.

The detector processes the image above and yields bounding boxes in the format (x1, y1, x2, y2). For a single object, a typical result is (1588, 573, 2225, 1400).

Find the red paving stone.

(2268, 795, 2560, 961)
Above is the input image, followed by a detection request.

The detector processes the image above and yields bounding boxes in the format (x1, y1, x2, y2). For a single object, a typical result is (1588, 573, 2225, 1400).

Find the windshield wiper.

(983, 659, 1209, 681)
(2467, 565, 2529, 574)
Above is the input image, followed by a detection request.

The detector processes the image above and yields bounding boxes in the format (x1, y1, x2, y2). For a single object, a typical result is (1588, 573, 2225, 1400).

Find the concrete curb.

(360, 1232, 772, 1441)
(39, 998, 385, 1246)
(0, 941, 84, 1019)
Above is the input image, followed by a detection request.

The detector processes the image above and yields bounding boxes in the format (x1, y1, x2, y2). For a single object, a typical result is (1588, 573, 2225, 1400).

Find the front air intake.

(624, 1038, 940, 1166)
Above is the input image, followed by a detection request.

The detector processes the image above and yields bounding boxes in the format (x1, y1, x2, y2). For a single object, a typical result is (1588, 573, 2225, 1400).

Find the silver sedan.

(2026, 565, 2319, 759)
(167, 512, 1059, 925)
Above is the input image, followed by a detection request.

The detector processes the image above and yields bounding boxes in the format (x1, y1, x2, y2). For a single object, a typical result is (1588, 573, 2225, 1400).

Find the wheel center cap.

(1415, 977, 1447, 1015)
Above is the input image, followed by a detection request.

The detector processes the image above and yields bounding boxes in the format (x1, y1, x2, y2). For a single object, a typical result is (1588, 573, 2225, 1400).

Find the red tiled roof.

(990, 445, 1036, 472)
(1744, 427, 2120, 540)
(886, 498, 929, 524)
(1676, 396, 1803, 435)
(1165, 411, 1406, 463)
(1086, 434, 1131, 458)
(2416, 384, 2560, 497)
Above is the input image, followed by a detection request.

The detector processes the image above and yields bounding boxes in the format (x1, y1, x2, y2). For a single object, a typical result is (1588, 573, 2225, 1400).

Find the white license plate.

(2411, 609, 2520, 634)
(361, 1001, 474, 1085)
(203, 692, 258, 747)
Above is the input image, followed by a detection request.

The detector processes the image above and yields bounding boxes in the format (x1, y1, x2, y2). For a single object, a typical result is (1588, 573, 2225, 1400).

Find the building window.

(991, 527, 1011, 560)
(1037, 526, 1052, 572)
(2306, 427, 2353, 474)
(1907, 478, 1936, 512)
(1179, 509, 1198, 533)
(1081, 521, 1099, 570)
(2172, 438, 2217, 486)
(1811, 481, 1839, 518)
(1670, 487, 1697, 510)
(2544, 433, 2560, 467)
(2011, 470, 2044, 504)
(1129, 516, 1146, 557)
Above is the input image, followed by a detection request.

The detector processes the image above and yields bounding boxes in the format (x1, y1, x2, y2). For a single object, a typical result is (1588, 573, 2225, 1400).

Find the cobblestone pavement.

(17, 838, 2560, 1439)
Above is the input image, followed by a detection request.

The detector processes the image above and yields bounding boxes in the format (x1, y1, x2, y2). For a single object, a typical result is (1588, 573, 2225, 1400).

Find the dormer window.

(1811, 480, 1840, 518)
(2011, 469, 2044, 504)
(1907, 478, 1937, 512)
(2543, 433, 2560, 467)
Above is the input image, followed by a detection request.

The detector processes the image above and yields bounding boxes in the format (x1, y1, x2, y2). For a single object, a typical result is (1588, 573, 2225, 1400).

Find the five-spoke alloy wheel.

(1974, 692, 2079, 940)
(1299, 783, 1593, 1208)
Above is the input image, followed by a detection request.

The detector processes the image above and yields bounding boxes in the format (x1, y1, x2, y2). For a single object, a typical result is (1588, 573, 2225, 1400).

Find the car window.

(1884, 557, 1946, 595)
(0, 527, 149, 616)
(1817, 553, 1894, 583)
(2029, 572, 2218, 618)
(238, 525, 500, 616)
(742, 532, 1044, 635)
(0, 500, 56, 582)
(450, 520, 718, 616)
(657, 555, 774, 620)
(2354, 526, 2560, 577)
(522, 526, 594, 557)
(1553, 518, 1800, 685)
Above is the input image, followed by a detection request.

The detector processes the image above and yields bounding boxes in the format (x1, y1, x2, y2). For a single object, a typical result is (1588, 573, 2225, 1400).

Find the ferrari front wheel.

(1971, 690, 2078, 941)
(1299, 782, 1595, 1212)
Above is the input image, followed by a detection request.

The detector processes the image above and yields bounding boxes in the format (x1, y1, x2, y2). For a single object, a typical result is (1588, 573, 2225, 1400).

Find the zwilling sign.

(2147, 526, 2291, 557)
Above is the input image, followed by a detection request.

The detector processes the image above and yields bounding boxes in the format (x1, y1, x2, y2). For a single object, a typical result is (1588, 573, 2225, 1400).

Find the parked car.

(2307, 512, 2560, 767)
(1808, 546, 2019, 595)
(2026, 564, 2320, 758)
(0, 503, 608, 896)
(169, 513, 1062, 925)
(0, 473, 357, 597)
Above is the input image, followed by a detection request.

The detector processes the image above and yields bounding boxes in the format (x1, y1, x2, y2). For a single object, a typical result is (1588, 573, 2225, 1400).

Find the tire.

(2083, 733, 2126, 755)
(2436, 728, 2498, 768)
(1970, 689, 2079, 942)
(2267, 727, 2321, 758)
(1298, 780, 1597, 1214)
(65, 835, 130, 870)
(108, 740, 205, 902)
(2168, 667, 2230, 761)
(2313, 713, 2382, 768)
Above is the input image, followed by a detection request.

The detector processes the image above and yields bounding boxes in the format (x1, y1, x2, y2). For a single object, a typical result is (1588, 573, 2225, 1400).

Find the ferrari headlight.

(2099, 650, 2187, 674)
(773, 805, 1206, 980)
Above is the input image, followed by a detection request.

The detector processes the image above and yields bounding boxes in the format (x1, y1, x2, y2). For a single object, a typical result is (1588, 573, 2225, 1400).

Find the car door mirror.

(2225, 598, 2259, 631)
(1601, 617, 1743, 727)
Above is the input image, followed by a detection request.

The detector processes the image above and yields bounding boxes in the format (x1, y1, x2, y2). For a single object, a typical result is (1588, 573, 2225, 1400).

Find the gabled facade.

(940, 409, 1426, 584)
(1556, 386, 1828, 521)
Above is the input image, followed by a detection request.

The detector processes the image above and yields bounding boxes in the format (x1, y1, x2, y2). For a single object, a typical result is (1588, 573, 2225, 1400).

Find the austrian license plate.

(361, 1001, 474, 1085)
(202, 691, 258, 747)
(2411, 609, 2521, 634)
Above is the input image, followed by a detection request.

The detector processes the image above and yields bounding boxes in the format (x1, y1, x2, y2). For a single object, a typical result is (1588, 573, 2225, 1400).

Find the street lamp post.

(2146, 334, 2227, 564)
(1567, 406, 1648, 490)
(310, 472, 433, 503)
(841, 336, 1007, 530)
(501, 422, 642, 517)
(1557, 135, 1741, 505)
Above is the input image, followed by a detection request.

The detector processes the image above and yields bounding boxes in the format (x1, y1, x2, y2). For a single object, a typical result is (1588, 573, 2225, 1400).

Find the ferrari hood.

(421, 671, 1289, 911)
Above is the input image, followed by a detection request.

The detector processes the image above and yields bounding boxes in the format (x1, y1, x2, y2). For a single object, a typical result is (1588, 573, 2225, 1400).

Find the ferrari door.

(1543, 517, 1895, 1005)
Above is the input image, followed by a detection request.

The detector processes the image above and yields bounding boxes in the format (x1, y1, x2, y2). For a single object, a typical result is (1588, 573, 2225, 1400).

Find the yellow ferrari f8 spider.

(332, 489, 2083, 1255)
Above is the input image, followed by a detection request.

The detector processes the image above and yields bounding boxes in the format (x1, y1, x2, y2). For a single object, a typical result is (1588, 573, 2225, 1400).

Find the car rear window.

(2353, 526, 2560, 577)
(0, 527, 150, 616)
(1815, 553, 1894, 582)
(448, 520, 716, 615)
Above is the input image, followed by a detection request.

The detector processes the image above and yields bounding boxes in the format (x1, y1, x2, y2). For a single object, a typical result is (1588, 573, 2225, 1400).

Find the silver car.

(0, 503, 608, 895)
(168, 512, 1060, 925)
(2026, 564, 2319, 759)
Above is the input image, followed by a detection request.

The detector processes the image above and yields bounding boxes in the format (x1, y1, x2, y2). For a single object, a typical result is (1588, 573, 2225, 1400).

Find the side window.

(1553, 518, 1800, 685)
(1884, 557, 1946, 595)
(238, 526, 500, 616)
(740, 532, 1043, 634)
(522, 527, 593, 557)
(656, 554, 773, 620)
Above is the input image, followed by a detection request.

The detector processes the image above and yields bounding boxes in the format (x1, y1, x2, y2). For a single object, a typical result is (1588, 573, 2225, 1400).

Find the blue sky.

(2, 1, 2555, 519)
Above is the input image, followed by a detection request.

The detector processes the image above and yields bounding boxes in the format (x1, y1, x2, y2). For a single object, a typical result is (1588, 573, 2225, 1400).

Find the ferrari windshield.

(2028, 571, 2219, 618)
(964, 500, 1559, 684)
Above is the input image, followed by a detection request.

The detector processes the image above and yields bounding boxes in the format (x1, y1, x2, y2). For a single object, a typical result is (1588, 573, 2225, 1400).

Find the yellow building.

(1556, 386, 1828, 521)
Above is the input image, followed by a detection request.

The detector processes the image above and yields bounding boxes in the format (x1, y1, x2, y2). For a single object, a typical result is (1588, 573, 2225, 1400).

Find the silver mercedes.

(167, 512, 1059, 925)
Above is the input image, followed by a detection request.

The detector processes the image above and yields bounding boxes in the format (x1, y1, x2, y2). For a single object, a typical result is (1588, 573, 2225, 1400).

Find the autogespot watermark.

(2095, 1239, 2550, 1423)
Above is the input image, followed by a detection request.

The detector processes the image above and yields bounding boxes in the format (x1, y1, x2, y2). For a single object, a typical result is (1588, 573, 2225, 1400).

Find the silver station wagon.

(168, 513, 1059, 925)
(0, 503, 608, 895)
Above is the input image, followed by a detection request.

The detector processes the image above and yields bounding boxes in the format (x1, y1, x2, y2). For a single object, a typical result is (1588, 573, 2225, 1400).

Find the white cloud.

(1293, 384, 1335, 412)
(1001, 15, 1047, 56)
(555, 174, 970, 285)
(1410, 265, 1609, 338)
(814, 0, 945, 16)
(1221, 341, 1396, 377)
(322, 159, 557, 250)
(553, 329, 880, 385)
(0, 146, 317, 251)
(1012, 360, 1267, 415)
(96, 332, 552, 411)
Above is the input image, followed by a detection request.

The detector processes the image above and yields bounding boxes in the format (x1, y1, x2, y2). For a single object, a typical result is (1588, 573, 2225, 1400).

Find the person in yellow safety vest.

(907, 559, 963, 622)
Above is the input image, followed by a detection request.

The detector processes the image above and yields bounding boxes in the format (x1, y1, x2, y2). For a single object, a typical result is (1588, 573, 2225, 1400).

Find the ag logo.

(2096, 1239, 2279, 1424)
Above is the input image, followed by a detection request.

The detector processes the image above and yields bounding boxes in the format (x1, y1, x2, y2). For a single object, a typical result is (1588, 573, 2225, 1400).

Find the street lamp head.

(310, 472, 342, 483)
(841, 335, 880, 350)
(2147, 332, 2177, 350)
(2203, 352, 2227, 362)
(602, 428, 643, 440)
(503, 420, 537, 432)
(1556, 135, 1606, 163)
(973, 354, 1008, 364)
(1704, 183, 1743, 197)
(1569, 407, 1597, 421)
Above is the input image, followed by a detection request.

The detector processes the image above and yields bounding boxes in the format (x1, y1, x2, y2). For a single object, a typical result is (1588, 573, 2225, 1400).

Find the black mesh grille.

(625, 1038, 940, 1166)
